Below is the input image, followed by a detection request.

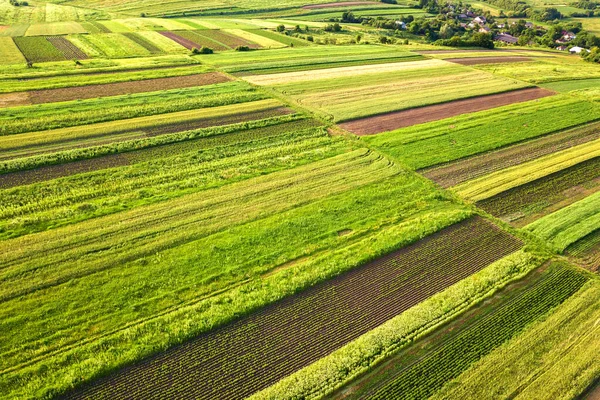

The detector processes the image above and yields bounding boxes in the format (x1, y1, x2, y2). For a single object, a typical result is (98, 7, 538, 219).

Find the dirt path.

(340, 87, 554, 135)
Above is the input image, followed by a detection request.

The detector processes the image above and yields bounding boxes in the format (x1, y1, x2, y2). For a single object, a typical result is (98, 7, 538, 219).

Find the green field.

(1, 5, 600, 400)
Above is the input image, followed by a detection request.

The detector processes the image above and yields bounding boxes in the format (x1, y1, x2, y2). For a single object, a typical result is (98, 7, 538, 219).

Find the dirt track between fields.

(339, 87, 554, 135)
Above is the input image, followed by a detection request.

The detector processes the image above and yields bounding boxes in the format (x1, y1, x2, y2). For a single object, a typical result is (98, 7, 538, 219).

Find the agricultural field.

(1, 4, 600, 400)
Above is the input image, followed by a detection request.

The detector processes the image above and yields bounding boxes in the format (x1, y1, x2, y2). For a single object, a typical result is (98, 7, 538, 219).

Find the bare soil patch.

(303, 1, 377, 8)
(445, 56, 532, 65)
(340, 87, 553, 136)
(159, 31, 203, 50)
(63, 216, 521, 400)
(0, 72, 230, 107)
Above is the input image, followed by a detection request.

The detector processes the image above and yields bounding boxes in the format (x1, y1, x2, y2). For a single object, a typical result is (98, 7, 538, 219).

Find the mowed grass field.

(1, 12, 600, 400)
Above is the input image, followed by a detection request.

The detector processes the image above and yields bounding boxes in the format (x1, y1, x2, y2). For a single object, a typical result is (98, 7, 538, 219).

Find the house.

(495, 33, 518, 44)
(473, 16, 487, 25)
(466, 10, 476, 17)
(479, 25, 491, 33)
(458, 13, 468, 19)
(459, 22, 467, 28)
(496, 23, 506, 29)
(556, 45, 568, 51)
(569, 46, 589, 54)
(525, 22, 534, 28)
(395, 20, 406, 29)
(562, 31, 576, 41)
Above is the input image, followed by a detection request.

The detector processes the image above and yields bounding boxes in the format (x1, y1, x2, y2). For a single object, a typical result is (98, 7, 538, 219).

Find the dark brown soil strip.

(159, 31, 209, 50)
(303, 1, 377, 8)
(445, 56, 532, 65)
(477, 156, 600, 226)
(46, 36, 89, 60)
(121, 32, 163, 54)
(63, 216, 522, 400)
(8, 72, 230, 106)
(199, 29, 261, 49)
(175, 30, 231, 50)
(0, 154, 129, 189)
(340, 87, 554, 136)
(422, 121, 600, 188)
(417, 49, 498, 54)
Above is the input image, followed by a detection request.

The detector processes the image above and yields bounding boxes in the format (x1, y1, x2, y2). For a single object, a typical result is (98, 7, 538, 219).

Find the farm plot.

(225, 28, 284, 48)
(135, 30, 188, 53)
(0, 37, 25, 64)
(0, 80, 256, 136)
(24, 21, 86, 36)
(70, 33, 153, 58)
(200, 28, 262, 48)
(207, 45, 422, 75)
(16, 71, 230, 106)
(358, 263, 588, 400)
(46, 36, 88, 59)
(566, 229, 600, 270)
(121, 32, 163, 54)
(61, 217, 520, 400)
(159, 30, 227, 50)
(242, 29, 309, 47)
(429, 279, 600, 400)
(526, 190, 600, 252)
(0, 98, 286, 162)
(340, 87, 553, 135)
(364, 95, 600, 170)
(421, 122, 600, 188)
(251, 60, 530, 122)
(0, 151, 470, 399)
(12, 36, 66, 63)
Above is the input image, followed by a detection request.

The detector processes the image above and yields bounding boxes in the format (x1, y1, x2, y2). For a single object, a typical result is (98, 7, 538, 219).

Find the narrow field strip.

(421, 122, 600, 188)
(367, 264, 588, 400)
(445, 56, 532, 65)
(339, 88, 553, 135)
(46, 36, 88, 60)
(0, 99, 285, 160)
(526, 190, 600, 251)
(0, 72, 229, 108)
(429, 279, 600, 400)
(243, 59, 449, 86)
(452, 137, 600, 202)
(62, 217, 521, 400)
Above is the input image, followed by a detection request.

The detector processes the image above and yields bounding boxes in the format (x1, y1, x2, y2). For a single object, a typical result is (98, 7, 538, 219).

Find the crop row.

(365, 95, 600, 169)
(46, 36, 88, 60)
(369, 264, 588, 400)
(121, 32, 163, 54)
(477, 156, 600, 224)
(63, 217, 521, 400)
(422, 121, 600, 188)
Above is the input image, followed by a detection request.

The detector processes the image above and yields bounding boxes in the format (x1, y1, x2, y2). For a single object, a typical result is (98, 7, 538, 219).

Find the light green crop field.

(1, 6, 600, 400)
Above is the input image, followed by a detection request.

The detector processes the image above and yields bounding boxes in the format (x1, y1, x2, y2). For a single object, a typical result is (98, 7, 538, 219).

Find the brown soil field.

(46, 36, 88, 60)
(63, 216, 521, 400)
(340, 87, 554, 136)
(582, 379, 600, 399)
(0, 72, 230, 107)
(303, 1, 377, 8)
(445, 56, 532, 65)
(0, 154, 129, 189)
(422, 121, 600, 188)
(159, 31, 205, 50)
(417, 49, 497, 54)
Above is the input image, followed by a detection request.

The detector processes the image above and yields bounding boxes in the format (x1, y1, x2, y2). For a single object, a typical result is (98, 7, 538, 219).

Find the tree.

(440, 23, 454, 39)
(276, 24, 285, 32)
